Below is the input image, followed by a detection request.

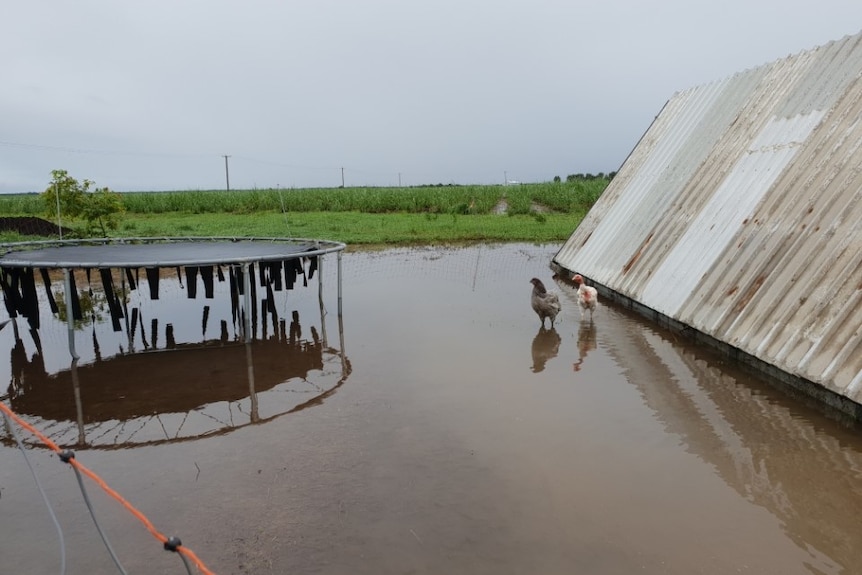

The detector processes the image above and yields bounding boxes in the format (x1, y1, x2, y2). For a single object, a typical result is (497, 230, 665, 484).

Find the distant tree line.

(553, 172, 616, 183)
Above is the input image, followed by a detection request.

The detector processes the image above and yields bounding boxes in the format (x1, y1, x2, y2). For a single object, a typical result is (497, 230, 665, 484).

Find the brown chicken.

(530, 278, 562, 328)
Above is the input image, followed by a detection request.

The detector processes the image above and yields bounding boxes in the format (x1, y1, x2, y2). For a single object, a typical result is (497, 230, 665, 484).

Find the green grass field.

(0, 180, 608, 245)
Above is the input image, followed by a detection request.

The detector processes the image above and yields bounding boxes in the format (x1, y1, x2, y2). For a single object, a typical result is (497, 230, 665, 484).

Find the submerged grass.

(0, 180, 608, 244)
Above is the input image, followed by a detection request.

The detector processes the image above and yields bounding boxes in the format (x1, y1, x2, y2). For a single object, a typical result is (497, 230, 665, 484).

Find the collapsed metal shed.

(553, 30, 862, 415)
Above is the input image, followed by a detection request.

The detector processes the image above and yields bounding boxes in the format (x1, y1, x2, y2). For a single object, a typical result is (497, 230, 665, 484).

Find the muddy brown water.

(2, 243, 862, 574)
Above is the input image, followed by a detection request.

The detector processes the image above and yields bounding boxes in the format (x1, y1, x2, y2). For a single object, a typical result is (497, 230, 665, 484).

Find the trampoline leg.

(318, 255, 327, 346)
(242, 263, 252, 343)
(337, 251, 343, 318)
(338, 289, 347, 376)
(64, 268, 79, 360)
(71, 359, 86, 446)
(245, 342, 259, 423)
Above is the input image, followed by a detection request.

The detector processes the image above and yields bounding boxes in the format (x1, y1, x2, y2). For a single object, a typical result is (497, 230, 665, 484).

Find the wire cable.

(179, 551, 194, 575)
(2, 410, 67, 575)
(0, 402, 218, 575)
(61, 451, 128, 574)
(164, 537, 195, 575)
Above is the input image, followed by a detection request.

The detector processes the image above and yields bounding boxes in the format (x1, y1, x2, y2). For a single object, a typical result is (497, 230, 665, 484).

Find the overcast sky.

(2, 1, 862, 193)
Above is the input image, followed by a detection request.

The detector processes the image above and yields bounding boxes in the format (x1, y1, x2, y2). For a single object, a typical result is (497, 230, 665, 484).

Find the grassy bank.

(117, 211, 581, 244)
(0, 180, 607, 244)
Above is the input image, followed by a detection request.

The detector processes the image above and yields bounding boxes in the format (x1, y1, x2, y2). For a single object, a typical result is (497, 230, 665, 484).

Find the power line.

(0, 140, 411, 187)
(230, 155, 339, 172)
(0, 140, 404, 177)
(0, 139, 211, 159)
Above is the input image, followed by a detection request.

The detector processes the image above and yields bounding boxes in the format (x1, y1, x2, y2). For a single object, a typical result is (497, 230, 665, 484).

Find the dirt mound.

(0, 216, 67, 237)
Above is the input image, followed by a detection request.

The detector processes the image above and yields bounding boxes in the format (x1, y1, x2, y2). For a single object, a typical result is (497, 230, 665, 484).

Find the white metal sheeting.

(554, 30, 862, 405)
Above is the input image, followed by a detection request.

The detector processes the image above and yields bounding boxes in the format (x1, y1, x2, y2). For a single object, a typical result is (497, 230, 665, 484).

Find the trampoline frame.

(0, 236, 346, 267)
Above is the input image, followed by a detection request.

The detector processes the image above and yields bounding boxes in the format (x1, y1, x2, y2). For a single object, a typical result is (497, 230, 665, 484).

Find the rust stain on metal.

(732, 275, 767, 314)
(622, 233, 653, 274)
(580, 231, 593, 248)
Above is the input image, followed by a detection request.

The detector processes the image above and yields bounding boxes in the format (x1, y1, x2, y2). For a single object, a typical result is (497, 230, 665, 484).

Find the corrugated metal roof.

(554, 30, 862, 405)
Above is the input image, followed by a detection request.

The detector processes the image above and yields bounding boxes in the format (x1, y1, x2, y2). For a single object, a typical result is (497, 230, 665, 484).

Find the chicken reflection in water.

(531, 327, 561, 373)
(573, 321, 597, 372)
(3, 307, 350, 449)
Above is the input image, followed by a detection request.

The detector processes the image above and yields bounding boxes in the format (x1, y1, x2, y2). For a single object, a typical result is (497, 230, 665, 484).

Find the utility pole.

(223, 155, 231, 191)
(504, 171, 508, 185)
(398, 173, 402, 187)
(341, 167, 345, 188)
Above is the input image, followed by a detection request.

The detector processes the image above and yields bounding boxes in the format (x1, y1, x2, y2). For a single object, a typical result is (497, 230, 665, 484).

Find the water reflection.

(598, 308, 862, 572)
(530, 327, 560, 373)
(572, 320, 597, 372)
(2, 276, 350, 449)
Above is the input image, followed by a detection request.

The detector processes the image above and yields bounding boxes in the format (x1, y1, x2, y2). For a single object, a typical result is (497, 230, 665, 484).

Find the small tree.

(42, 170, 124, 236)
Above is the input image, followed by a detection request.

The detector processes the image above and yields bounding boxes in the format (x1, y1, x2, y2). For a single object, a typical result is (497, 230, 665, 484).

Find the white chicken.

(529, 278, 562, 328)
(572, 273, 598, 322)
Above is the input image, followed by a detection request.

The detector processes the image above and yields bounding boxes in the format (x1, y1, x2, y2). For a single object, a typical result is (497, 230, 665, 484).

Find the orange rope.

(1, 402, 217, 575)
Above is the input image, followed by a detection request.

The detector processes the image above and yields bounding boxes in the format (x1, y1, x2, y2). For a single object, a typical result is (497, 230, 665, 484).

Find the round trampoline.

(0, 236, 346, 268)
(0, 237, 347, 354)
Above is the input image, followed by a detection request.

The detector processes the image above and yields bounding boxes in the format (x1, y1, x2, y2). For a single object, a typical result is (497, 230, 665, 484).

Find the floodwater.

(2, 243, 862, 575)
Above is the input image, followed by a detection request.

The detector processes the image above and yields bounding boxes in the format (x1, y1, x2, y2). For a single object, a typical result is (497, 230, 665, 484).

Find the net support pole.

(242, 262, 252, 343)
(64, 268, 79, 360)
